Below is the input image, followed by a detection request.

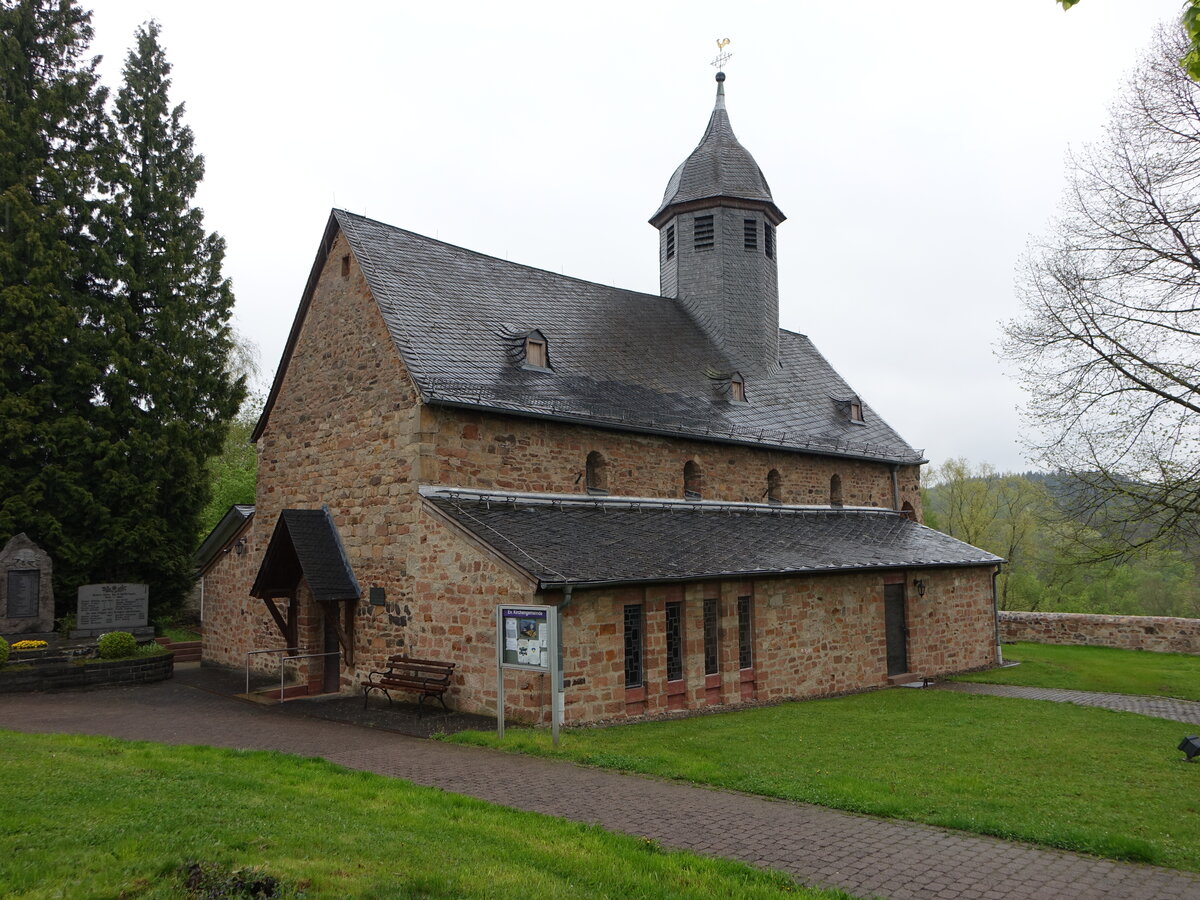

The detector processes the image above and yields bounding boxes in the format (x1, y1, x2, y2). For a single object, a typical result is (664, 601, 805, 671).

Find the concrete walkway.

(937, 680, 1200, 727)
(3, 675, 1199, 900)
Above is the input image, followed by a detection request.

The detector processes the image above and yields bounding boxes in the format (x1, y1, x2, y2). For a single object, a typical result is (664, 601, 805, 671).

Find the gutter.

(890, 464, 900, 511)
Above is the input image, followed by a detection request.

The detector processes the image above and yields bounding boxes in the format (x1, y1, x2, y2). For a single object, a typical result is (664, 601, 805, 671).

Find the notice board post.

(496, 604, 562, 746)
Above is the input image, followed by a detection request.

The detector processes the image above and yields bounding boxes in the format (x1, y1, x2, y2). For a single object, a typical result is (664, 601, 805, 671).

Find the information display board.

(499, 606, 550, 670)
(496, 603, 563, 744)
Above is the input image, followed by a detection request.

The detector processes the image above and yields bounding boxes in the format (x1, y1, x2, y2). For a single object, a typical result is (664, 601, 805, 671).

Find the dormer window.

(849, 400, 864, 423)
(730, 373, 747, 403)
(523, 330, 550, 370)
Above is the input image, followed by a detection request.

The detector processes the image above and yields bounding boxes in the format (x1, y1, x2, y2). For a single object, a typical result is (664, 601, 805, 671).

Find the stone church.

(200, 73, 1001, 723)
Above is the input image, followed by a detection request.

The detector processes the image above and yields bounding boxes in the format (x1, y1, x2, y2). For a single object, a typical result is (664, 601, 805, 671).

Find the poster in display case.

(499, 606, 550, 670)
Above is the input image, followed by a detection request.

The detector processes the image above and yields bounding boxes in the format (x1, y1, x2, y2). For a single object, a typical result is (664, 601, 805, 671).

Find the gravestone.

(72, 583, 153, 639)
(0, 534, 55, 638)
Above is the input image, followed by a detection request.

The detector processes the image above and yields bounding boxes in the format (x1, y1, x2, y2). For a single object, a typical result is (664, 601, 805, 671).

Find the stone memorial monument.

(0, 533, 55, 638)
(72, 583, 153, 639)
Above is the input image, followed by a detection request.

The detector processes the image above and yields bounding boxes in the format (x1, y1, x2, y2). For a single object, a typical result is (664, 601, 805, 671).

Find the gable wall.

(424, 406, 922, 516)
(205, 231, 426, 671)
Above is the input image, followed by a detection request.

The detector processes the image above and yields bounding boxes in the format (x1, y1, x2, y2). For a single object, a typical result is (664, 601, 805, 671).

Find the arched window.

(767, 469, 782, 504)
(683, 460, 703, 499)
(901, 501, 916, 522)
(586, 451, 608, 494)
(830, 474, 843, 508)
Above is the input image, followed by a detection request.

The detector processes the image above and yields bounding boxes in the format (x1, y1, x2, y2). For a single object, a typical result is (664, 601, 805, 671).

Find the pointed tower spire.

(651, 71, 786, 374)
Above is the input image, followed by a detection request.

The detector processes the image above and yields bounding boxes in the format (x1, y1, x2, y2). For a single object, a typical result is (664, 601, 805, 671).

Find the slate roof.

(651, 75, 784, 225)
(194, 504, 254, 573)
(250, 508, 360, 603)
(425, 490, 1002, 589)
(278, 210, 923, 464)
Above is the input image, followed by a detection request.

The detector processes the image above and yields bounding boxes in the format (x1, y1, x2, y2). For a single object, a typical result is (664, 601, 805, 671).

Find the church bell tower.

(650, 71, 786, 374)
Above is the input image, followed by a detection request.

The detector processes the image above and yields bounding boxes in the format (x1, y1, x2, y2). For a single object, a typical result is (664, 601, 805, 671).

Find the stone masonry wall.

(548, 565, 996, 724)
(232, 232, 425, 684)
(1000, 611, 1200, 655)
(198, 517, 271, 670)
(400, 561, 996, 725)
(426, 407, 922, 518)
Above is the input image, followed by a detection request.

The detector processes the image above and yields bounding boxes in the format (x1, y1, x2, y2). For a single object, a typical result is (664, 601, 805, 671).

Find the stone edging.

(0, 652, 174, 693)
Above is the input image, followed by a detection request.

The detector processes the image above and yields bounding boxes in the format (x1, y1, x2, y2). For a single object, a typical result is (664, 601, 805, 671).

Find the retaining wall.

(0, 652, 174, 692)
(999, 611, 1200, 655)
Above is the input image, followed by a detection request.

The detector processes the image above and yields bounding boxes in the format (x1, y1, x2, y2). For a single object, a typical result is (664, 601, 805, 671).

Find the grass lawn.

(447, 690, 1200, 871)
(160, 625, 202, 643)
(951, 642, 1200, 701)
(0, 731, 846, 900)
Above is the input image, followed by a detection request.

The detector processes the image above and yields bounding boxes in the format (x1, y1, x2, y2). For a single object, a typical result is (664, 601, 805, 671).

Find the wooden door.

(884, 583, 908, 676)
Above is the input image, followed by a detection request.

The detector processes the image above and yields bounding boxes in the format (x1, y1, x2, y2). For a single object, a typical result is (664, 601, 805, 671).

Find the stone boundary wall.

(0, 652, 174, 693)
(999, 611, 1200, 655)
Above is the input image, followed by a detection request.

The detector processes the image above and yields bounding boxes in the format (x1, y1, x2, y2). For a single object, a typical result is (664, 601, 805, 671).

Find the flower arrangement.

(11, 640, 48, 651)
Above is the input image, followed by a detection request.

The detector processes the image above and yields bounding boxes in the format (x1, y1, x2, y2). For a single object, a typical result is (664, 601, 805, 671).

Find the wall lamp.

(912, 578, 926, 598)
(234, 537, 248, 556)
(1180, 735, 1200, 761)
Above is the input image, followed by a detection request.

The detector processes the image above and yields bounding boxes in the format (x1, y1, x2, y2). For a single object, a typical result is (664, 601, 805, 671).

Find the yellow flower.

(12, 640, 48, 650)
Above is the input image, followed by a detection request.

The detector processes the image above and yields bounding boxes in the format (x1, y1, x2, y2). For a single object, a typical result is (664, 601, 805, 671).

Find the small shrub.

(97, 631, 138, 660)
(0, 637, 8, 667)
(56, 612, 76, 636)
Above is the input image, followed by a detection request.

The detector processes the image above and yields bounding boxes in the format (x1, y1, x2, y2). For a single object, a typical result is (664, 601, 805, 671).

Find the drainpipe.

(890, 465, 901, 511)
(992, 566, 1003, 666)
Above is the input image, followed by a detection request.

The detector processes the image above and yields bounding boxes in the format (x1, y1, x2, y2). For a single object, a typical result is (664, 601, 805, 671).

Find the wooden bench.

(363, 656, 455, 714)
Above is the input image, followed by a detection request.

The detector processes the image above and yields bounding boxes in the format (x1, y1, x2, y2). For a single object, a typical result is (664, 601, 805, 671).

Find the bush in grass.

(0, 637, 8, 667)
(97, 631, 138, 660)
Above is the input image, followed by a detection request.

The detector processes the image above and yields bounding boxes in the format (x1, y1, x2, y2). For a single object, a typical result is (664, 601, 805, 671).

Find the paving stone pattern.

(2, 676, 1198, 900)
(937, 681, 1200, 727)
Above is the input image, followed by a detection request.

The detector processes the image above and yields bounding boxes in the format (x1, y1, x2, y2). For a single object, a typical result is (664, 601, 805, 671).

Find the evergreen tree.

(0, 0, 111, 600)
(94, 20, 244, 610)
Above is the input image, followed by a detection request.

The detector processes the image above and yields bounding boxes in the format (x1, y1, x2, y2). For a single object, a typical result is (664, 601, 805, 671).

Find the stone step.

(888, 672, 928, 686)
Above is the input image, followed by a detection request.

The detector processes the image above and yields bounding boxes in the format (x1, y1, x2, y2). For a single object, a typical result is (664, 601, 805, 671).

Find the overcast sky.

(86, 0, 1186, 472)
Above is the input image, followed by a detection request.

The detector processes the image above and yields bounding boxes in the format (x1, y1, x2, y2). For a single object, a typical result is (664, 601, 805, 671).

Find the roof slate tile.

(427, 493, 1001, 588)
(336, 210, 923, 464)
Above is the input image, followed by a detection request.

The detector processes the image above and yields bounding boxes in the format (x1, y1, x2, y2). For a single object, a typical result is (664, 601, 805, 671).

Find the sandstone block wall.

(199, 518, 275, 670)
(549, 566, 997, 723)
(999, 611, 1200, 655)
(427, 407, 922, 517)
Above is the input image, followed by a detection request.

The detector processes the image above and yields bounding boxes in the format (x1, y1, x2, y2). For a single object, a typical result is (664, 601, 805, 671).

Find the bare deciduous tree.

(1004, 25, 1200, 553)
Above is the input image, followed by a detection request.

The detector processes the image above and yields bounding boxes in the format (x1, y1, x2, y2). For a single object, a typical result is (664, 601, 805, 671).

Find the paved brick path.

(937, 681, 1200, 727)
(3, 677, 1198, 900)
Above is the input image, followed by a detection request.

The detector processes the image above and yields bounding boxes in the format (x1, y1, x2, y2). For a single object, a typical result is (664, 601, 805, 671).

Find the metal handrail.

(278, 650, 341, 702)
(245, 647, 299, 696)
